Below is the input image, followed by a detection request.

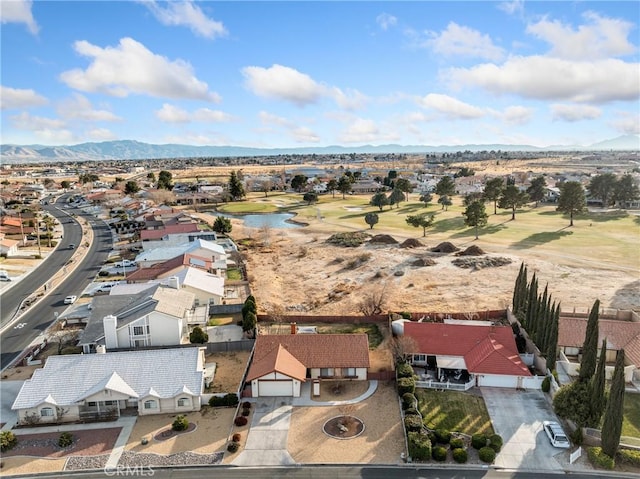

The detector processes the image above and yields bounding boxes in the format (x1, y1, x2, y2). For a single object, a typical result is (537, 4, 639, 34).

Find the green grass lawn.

(226, 268, 243, 280)
(622, 392, 640, 439)
(416, 389, 494, 436)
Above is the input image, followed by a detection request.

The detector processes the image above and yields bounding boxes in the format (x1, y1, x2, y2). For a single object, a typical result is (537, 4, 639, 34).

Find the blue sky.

(1, 0, 639, 148)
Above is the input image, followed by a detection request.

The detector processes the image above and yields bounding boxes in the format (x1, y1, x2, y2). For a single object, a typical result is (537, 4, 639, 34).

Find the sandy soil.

(1, 365, 40, 381)
(0, 457, 67, 475)
(206, 351, 251, 393)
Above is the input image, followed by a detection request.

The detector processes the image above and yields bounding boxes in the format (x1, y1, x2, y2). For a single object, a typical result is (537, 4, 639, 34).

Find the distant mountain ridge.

(1, 135, 638, 164)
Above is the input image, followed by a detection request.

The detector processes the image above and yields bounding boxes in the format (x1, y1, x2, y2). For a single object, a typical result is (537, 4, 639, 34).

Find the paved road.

(0, 199, 113, 370)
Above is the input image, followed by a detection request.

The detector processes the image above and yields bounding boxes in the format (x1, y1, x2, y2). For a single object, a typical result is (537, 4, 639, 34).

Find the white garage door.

(477, 374, 517, 388)
(257, 380, 293, 397)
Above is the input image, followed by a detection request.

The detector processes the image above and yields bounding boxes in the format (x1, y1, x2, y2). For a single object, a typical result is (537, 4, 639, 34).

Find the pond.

(210, 212, 304, 229)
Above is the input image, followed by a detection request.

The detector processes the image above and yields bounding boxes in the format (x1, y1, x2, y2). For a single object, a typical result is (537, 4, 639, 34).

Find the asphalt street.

(0, 198, 113, 370)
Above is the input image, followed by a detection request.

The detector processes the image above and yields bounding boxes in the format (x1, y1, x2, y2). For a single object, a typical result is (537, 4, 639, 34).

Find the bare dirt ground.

(206, 351, 251, 393)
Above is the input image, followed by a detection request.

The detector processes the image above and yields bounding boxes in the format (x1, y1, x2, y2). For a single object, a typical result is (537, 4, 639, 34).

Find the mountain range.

(1, 135, 638, 164)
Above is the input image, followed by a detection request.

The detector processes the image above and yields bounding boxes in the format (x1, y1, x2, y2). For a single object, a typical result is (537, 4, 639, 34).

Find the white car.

(543, 421, 570, 448)
(63, 295, 77, 304)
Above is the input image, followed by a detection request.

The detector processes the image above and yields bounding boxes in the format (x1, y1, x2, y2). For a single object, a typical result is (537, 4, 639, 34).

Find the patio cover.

(436, 355, 467, 370)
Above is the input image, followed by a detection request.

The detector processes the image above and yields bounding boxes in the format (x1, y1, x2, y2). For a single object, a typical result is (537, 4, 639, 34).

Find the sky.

(1, 0, 639, 149)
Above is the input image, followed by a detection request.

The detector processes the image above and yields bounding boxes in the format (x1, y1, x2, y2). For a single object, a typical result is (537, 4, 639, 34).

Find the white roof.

(173, 267, 224, 297)
(436, 355, 467, 370)
(12, 348, 203, 410)
(186, 238, 225, 256)
(135, 239, 224, 263)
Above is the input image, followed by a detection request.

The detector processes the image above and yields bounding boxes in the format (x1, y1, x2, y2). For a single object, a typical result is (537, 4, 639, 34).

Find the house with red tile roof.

(403, 322, 535, 389)
(558, 316, 639, 382)
(246, 333, 370, 397)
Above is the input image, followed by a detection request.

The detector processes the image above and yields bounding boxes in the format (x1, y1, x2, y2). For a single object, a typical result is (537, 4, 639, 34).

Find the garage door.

(257, 380, 293, 397)
(477, 374, 517, 388)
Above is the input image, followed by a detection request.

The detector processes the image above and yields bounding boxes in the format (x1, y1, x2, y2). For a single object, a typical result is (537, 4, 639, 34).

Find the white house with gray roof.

(134, 239, 227, 274)
(12, 348, 205, 424)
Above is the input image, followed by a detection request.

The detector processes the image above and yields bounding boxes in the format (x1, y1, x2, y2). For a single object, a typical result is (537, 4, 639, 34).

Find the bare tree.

(390, 335, 419, 363)
(147, 189, 176, 206)
(357, 285, 388, 316)
(48, 322, 78, 354)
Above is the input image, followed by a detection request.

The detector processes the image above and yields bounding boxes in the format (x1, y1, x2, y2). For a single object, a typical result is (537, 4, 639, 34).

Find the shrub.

(489, 434, 503, 452)
(570, 427, 583, 446)
(471, 433, 488, 449)
(0, 431, 17, 452)
(397, 376, 415, 396)
(407, 431, 431, 461)
(402, 392, 417, 410)
(434, 429, 452, 445)
(242, 408, 250, 417)
(432, 445, 448, 462)
(189, 326, 209, 344)
(449, 437, 464, 449)
(404, 408, 420, 417)
(224, 393, 239, 406)
(210, 393, 240, 407)
(478, 446, 496, 463)
(452, 447, 468, 463)
(227, 441, 239, 453)
(427, 430, 437, 444)
(232, 433, 241, 442)
(404, 415, 423, 433)
(234, 416, 248, 427)
(541, 376, 551, 393)
(553, 381, 591, 427)
(587, 447, 615, 470)
(172, 415, 189, 431)
(58, 432, 73, 447)
(618, 448, 640, 467)
(397, 362, 414, 379)
(242, 401, 252, 409)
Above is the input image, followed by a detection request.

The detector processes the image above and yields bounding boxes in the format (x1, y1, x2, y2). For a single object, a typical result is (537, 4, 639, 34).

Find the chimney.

(103, 315, 118, 349)
(290, 322, 297, 335)
(96, 344, 106, 354)
(167, 276, 180, 290)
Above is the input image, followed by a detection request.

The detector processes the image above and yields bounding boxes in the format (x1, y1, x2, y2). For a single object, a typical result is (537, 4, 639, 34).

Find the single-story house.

(246, 333, 370, 397)
(12, 347, 205, 425)
(403, 322, 535, 389)
(0, 236, 19, 256)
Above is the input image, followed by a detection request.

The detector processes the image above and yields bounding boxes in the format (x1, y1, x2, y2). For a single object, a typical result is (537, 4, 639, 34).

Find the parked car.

(96, 283, 115, 292)
(68, 244, 75, 249)
(0, 270, 11, 282)
(543, 421, 570, 448)
(64, 295, 77, 304)
(115, 260, 136, 268)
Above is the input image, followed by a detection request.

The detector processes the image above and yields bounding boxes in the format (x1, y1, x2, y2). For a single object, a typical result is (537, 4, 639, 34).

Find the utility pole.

(35, 209, 41, 257)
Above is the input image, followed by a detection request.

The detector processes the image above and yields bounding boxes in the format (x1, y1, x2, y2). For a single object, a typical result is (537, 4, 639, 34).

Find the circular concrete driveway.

(481, 387, 567, 471)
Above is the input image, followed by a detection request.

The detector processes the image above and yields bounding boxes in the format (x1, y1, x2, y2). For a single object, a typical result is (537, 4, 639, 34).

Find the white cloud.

(10, 111, 65, 130)
(57, 93, 121, 121)
(497, 1, 524, 16)
(86, 128, 117, 140)
(422, 22, 505, 61)
(446, 56, 640, 104)
(527, 12, 636, 60)
(0, 0, 39, 34)
(292, 126, 320, 143)
(155, 103, 190, 123)
(418, 93, 485, 119)
(155, 103, 234, 123)
(610, 113, 640, 135)
(338, 118, 399, 144)
(242, 64, 324, 107)
(140, 0, 226, 39)
(258, 110, 319, 143)
(501, 105, 533, 125)
(0, 86, 48, 109)
(60, 37, 220, 102)
(376, 13, 397, 31)
(331, 87, 368, 111)
(551, 104, 601, 122)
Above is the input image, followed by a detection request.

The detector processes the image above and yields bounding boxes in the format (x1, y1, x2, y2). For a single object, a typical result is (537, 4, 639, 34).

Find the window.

(40, 407, 54, 417)
(344, 367, 356, 377)
(413, 354, 426, 363)
(143, 400, 157, 410)
(320, 368, 334, 377)
(105, 400, 117, 406)
(177, 397, 190, 407)
(87, 401, 97, 407)
(133, 326, 145, 336)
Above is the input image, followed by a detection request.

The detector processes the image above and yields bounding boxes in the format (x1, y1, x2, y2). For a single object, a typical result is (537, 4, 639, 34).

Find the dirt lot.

(206, 351, 251, 393)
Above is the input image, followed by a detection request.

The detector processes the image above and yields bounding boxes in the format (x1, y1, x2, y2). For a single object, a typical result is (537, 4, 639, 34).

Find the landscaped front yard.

(416, 389, 494, 436)
(622, 392, 640, 443)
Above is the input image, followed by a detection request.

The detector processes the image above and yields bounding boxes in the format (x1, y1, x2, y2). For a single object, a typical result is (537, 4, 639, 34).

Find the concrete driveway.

(481, 387, 566, 471)
(0, 380, 24, 430)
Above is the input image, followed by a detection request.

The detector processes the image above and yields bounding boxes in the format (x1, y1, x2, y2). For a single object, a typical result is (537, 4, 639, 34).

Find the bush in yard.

(232, 433, 241, 442)
(489, 433, 503, 452)
(404, 407, 420, 417)
(407, 431, 431, 461)
(397, 376, 415, 396)
(397, 362, 414, 379)
(404, 414, 423, 433)
(452, 447, 468, 463)
(58, 432, 73, 447)
(427, 430, 437, 444)
(0, 431, 17, 452)
(587, 447, 615, 470)
(242, 401, 252, 409)
(472, 433, 488, 449)
(227, 441, 239, 453)
(402, 392, 417, 410)
(618, 449, 640, 467)
(432, 445, 448, 462)
(479, 446, 496, 463)
(570, 427, 583, 446)
(224, 393, 239, 406)
(541, 376, 551, 393)
(553, 381, 591, 427)
(434, 429, 452, 444)
(450, 437, 464, 449)
(234, 416, 248, 427)
(242, 408, 250, 417)
(172, 415, 189, 431)
(189, 326, 208, 344)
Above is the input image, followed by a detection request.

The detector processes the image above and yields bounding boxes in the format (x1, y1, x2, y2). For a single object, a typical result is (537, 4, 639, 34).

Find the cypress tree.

(545, 302, 559, 372)
(541, 294, 554, 354)
(601, 349, 625, 459)
(579, 299, 600, 382)
(589, 339, 607, 427)
(524, 274, 537, 331)
(512, 262, 525, 312)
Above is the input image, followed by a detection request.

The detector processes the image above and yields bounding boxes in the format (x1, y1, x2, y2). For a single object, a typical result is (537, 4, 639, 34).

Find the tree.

(291, 174, 308, 192)
(157, 170, 173, 190)
(527, 176, 547, 207)
(357, 285, 388, 316)
(390, 335, 419, 363)
(435, 176, 456, 197)
(79, 173, 99, 184)
(462, 200, 488, 239)
(613, 173, 640, 207)
(389, 188, 405, 209)
(303, 192, 318, 205)
(60, 180, 70, 189)
(370, 192, 389, 211)
(588, 339, 607, 427)
(242, 311, 257, 334)
(147, 189, 176, 206)
(601, 349, 625, 459)
(580, 299, 600, 382)
(419, 192, 433, 207)
(228, 171, 245, 200)
(259, 179, 272, 197)
(557, 181, 586, 227)
(189, 326, 209, 344)
(406, 213, 435, 237)
(588, 173, 617, 207)
(498, 185, 529, 220)
(483, 177, 505, 215)
(213, 216, 232, 234)
(147, 172, 156, 182)
(326, 178, 338, 198)
(437, 195, 452, 211)
(545, 303, 560, 372)
(364, 212, 379, 229)
(395, 178, 413, 201)
(337, 175, 352, 199)
(124, 180, 140, 195)
(454, 167, 475, 178)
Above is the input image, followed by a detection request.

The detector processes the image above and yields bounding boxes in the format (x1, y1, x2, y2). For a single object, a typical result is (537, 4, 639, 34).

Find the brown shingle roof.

(246, 344, 306, 382)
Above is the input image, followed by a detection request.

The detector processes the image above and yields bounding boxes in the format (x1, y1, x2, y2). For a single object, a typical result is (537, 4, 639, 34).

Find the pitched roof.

(246, 344, 307, 382)
(140, 223, 199, 241)
(247, 334, 370, 381)
(171, 267, 224, 296)
(12, 348, 203, 409)
(558, 317, 640, 367)
(404, 322, 531, 376)
(126, 253, 213, 282)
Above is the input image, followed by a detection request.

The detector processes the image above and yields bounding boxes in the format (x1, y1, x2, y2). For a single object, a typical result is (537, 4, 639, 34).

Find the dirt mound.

(369, 234, 398, 244)
(452, 256, 513, 269)
(400, 238, 424, 248)
(431, 242, 460, 253)
(411, 257, 436, 267)
(456, 245, 486, 256)
(326, 232, 369, 247)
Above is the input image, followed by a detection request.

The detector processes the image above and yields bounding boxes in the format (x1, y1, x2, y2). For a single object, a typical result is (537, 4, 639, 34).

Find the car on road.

(63, 295, 77, 304)
(69, 244, 75, 249)
(543, 421, 570, 448)
(0, 270, 11, 281)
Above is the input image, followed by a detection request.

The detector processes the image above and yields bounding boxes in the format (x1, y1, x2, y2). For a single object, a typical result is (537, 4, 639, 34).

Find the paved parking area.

(0, 380, 24, 429)
(481, 387, 566, 471)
